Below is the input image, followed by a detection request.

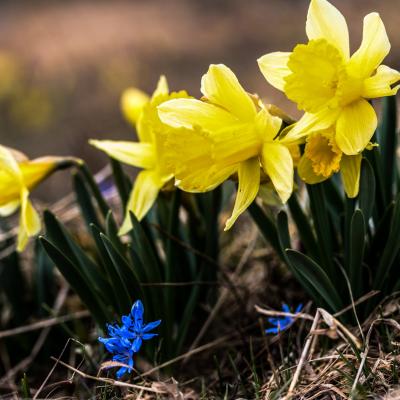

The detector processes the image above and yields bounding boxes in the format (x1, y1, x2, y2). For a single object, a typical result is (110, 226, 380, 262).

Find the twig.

(255, 304, 314, 321)
(351, 318, 400, 393)
(0, 310, 90, 339)
(285, 309, 320, 399)
(49, 358, 166, 394)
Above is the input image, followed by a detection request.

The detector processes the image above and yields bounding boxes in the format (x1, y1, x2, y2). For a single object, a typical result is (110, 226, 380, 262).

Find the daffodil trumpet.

(258, 0, 400, 196)
(90, 76, 190, 235)
(158, 64, 298, 230)
(0, 145, 78, 251)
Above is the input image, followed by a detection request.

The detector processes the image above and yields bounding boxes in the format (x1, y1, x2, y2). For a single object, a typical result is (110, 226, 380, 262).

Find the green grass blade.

(288, 194, 319, 261)
(358, 158, 376, 223)
(39, 237, 109, 325)
(348, 209, 366, 298)
(375, 194, 400, 289)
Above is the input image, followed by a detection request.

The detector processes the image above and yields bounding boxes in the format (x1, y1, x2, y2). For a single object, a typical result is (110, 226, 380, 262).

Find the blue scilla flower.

(265, 303, 302, 335)
(99, 299, 161, 378)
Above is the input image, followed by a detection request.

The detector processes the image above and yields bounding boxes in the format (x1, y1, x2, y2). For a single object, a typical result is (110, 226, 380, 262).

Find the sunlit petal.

(340, 154, 362, 198)
(362, 65, 400, 98)
(261, 143, 293, 203)
(201, 64, 256, 121)
(119, 170, 166, 235)
(306, 0, 350, 59)
(158, 98, 240, 132)
(257, 52, 291, 92)
(349, 13, 390, 79)
(335, 99, 377, 155)
(89, 139, 155, 169)
(224, 158, 260, 231)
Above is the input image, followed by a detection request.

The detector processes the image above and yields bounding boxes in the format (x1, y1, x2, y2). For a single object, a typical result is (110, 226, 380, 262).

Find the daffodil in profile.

(296, 128, 372, 198)
(90, 77, 189, 235)
(158, 64, 295, 230)
(0, 145, 75, 251)
(258, 0, 400, 159)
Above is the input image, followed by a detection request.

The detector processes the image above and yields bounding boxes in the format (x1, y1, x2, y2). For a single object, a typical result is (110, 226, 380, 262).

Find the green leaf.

(375, 194, 400, 289)
(73, 172, 101, 230)
(34, 239, 55, 316)
(358, 158, 376, 222)
(286, 250, 343, 312)
(276, 210, 291, 251)
(101, 233, 143, 313)
(43, 211, 111, 302)
(90, 224, 128, 314)
(307, 184, 335, 278)
(288, 194, 319, 261)
(39, 237, 109, 325)
(105, 211, 126, 256)
(77, 163, 110, 218)
(129, 212, 163, 283)
(347, 209, 366, 298)
(377, 96, 397, 202)
(110, 157, 131, 212)
(248, 202, 282, 260)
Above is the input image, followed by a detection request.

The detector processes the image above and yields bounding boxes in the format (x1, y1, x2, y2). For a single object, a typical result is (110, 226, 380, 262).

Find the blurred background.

(0, 0, 398, 201)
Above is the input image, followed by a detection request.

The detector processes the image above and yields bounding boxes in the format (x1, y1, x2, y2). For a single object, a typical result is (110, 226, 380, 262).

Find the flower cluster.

(89, 0, 400, 233)
(2, 0, 400, 249)
(265, 304, 303, 335)
(98, 300, 161, 379)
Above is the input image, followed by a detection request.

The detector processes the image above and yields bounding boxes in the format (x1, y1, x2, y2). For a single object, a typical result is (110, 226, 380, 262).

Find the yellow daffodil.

(0, 145, 75, 251)
(296, 128, 367, 197)
(90, 76, 189, 235)
(158, 64, 296, 230)
(258, 0, 400, 162)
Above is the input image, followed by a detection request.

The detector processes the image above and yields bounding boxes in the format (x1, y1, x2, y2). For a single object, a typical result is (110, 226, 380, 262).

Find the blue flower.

(99, 299, 161, 378)
(265, 303, 302, 335)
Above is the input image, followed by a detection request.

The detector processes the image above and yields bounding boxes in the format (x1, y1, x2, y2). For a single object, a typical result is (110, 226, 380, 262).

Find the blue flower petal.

(142, 333, 158, 340)
(131, 300, 144, 323)
(132, 337, 143, 352)
(142, 320, 162, 332)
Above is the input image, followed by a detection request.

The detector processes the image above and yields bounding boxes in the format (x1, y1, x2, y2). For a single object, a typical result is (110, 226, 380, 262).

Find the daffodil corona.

(90, 77, 189, 235)
(258, 0, 400, 196)
(158, 64, 296, 230)
(0, 145, 75, 251)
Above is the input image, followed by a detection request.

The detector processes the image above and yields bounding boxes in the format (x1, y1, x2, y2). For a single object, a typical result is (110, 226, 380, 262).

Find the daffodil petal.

(284, 108, 340, 141)
(297, 154, 328, 184)
(16, 187, 41, 252)
(224, 158, 260, 231)
(255, 108, 282, 142)
(341, 154, 362, 198)
(175, 163, 236, 193)
(362, 65, 400, 98)
(306, 0, 350, 59)
(89, 140, 155, 169)
(201, 64, 256, 121)
(119, 170, 166, 235)
(0, 144, 22, 181)
(20, 156, 67, 191)
(20, 189, 41, 237)
(349, 13, 390, 79)
(152, 75, 169, 100)
(158, 98, 240, 132)
(257, 52, 291, 92)
(0, 200, 20, 216)
(335, 99, 377, 155)
(121, 88, 149, 126)
(261, 143, 293, 203)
